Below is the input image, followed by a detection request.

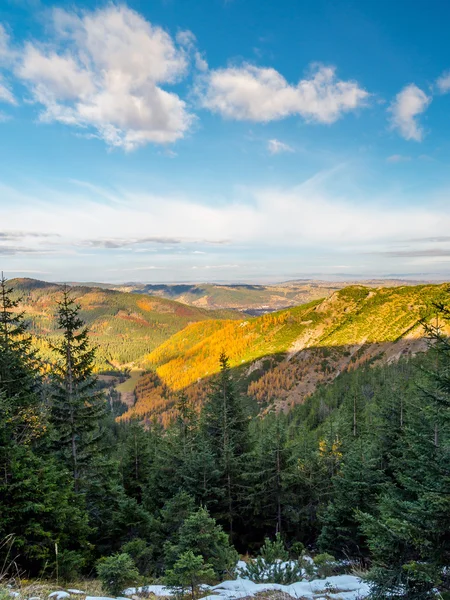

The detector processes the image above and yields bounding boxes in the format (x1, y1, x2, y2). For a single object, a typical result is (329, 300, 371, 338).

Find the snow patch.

(124, 575, 369, 600)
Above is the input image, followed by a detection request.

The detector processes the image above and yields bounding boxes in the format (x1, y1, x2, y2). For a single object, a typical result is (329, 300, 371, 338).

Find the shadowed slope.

(121, 283, 449, 423)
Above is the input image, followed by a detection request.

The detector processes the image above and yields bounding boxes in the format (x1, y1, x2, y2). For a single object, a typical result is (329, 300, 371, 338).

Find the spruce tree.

(360, 299, 450, 599)
(245, 413, 289, 538)
(164, 507, 238, 577)
(119, 418, 153, 504)
(318, 436, 385, 558)
(50, 287, 106, 490)
(167, 393, 222, 510)
(201, 352, 248, 536)
(0, 276, 89, 575)
(0, 273, 42, 424)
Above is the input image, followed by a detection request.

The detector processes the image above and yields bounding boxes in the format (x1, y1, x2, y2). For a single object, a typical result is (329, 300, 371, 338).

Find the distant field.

(116, 369, 144, 393)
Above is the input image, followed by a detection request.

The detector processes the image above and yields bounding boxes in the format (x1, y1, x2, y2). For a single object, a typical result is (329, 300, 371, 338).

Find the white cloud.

(2, 172, 450, 252)
(0, 25, 16, 105)
(267, 139, 294, 154)
(176, 30, 196, 49)
(197, 63, 369, 123)
(19, 46, 95, 101)
(16, 5, 195, 150)
(0, 75, 15, 105)
(192, 264, 240, 269)
(436, 71, 450, 94)
(386, 154, 411, 163)
(389, 84, 431, 141)
(194, 52, 208, 72)
(3, 169, 450, 280)
(0, 24, 14, 64)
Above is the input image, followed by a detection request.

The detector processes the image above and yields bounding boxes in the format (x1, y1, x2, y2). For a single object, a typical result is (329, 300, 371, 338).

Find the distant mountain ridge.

(69, 278, 437, 313)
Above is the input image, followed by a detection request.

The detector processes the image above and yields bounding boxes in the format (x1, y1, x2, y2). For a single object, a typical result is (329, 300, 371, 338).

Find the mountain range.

(69, 278, 434, 313)
(10, 277, 449, 425)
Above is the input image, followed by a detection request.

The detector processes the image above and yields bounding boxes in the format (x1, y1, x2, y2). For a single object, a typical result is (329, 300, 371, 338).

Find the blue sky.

(1, 0, 450, 283)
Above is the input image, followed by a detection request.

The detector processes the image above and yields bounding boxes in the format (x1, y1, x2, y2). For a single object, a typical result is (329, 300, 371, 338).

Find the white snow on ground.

(124, 588, 171, 597)
(43, 558, 369, 600)
(123, 575, 370, 599)
(85, 597, 128, 600)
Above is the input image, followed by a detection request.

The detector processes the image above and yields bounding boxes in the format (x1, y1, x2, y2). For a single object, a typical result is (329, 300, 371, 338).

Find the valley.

(3, 273, 450, 599)
(9, 278, 241, 371)
(121, 282, 448, 423)
(12, 277, 449, 425)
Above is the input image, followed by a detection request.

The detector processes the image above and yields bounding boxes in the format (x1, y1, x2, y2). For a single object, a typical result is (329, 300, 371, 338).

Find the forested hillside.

(9, 278, 240, 370)
(121, 283, 449, 423)
(2, 272, 450, 599)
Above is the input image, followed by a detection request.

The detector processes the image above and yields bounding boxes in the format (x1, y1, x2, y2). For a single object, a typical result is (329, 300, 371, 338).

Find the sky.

(1, 0, 450, 283)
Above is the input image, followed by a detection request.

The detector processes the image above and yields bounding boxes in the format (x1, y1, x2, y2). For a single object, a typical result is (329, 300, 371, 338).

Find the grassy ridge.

(146, 284, 447, 390)
(121, 283, 450, 423)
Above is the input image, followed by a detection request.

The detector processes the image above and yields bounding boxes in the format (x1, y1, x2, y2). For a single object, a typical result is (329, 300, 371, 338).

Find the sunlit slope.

(10, 278, 241, 370)
(146, 284, 448, 393)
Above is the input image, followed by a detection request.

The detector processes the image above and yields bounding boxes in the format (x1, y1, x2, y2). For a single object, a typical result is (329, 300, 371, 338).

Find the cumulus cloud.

(389, 84, 431, 141)
(197, 63, 369, 123)
(436, 71, 450, 93)
(194, 52, 208, 72)
(16, 5, 195, 150)
(267, 139, 294, 154)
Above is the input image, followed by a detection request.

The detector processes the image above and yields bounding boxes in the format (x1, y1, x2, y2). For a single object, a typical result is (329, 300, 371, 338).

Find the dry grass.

(1, 579, 106, 600)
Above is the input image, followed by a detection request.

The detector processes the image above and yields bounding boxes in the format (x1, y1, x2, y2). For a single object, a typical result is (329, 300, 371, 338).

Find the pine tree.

(201, 353, 248, 536)
(245, 413, 289, 538)
(164, 507, 238, 577)
(166, 393, 222, 510)
(182, 429, 222, 510)
(360, 298, 450, 599)
(176, 392, 197, 459)
(318, 436, 385, 558)
(119, 418, 153, 504)
(0, 276, 90, 575)
(50, 287, 106, 491)
(0, 274, 43, 432)
(164, 551, 215, 600)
